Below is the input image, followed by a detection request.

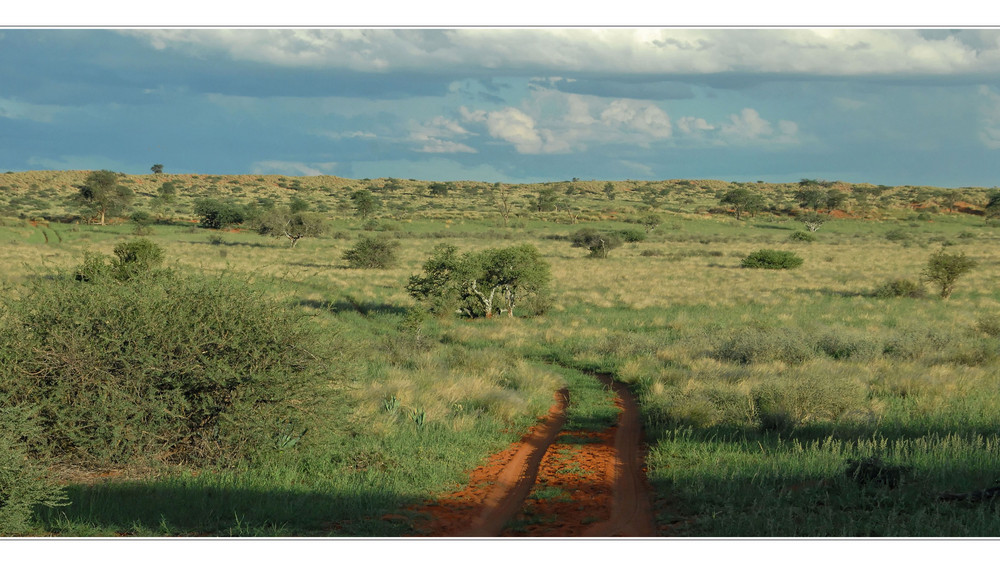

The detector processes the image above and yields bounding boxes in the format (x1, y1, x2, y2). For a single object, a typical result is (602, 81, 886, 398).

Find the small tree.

(407, 243, 551, 318)
(350, 189, 381, 219)
(603, 182, 616, 201)
(489, 183, 515, 227)
(533, 187, 560, 212)
(150, 164, 164, 174)
(922, 249, 977, 299)
(639, 212, 662, 233)
(720, 187, 766, 221)
(77, 170, 134, 225)
(255, 207, 327, 247)
(342, 236, 399, 269)
(570, 228, 623, 258)
(194, 199, 245, 230)
(799, 211, 827, 232)
(794, 186, 827, 211)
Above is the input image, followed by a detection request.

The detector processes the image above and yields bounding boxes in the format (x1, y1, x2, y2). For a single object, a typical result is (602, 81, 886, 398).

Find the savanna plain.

(2, 170, 1000, 537)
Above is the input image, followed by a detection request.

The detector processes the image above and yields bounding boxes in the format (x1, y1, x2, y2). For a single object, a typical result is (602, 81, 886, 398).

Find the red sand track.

(411, 373, 655, 537)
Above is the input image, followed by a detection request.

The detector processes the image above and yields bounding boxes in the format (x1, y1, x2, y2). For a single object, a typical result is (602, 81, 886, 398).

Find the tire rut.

(412, 369, 655, 537)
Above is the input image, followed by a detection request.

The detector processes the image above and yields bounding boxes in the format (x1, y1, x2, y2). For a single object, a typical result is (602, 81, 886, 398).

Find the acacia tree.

(255, 207, 327, 247)
(350, 189, 381, 219)
(798, 211, 827, 232)
(489, 182, 515, 227)
(77, 170, 133, 225)
(150, 164, 164, 174)
(407, 243, 550, 318)
(922, 249, 977, 299)
(720, 187, 766, 220)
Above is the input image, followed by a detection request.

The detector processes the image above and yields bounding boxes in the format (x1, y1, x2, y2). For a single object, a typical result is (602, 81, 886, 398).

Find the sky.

(4, 27, 1000, 187)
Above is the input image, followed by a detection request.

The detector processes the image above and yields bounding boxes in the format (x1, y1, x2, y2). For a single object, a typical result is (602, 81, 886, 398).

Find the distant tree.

(350, 189, 380, 219)
(938, 190, 962, 213)
(570, 228, 623, 259)
(639, 212, 662, 233)
(77, 170, 133, 225)
(150, 164, 164, 174)
(427, 182, 450, 197)
(720, 187, 766, 221)
(533, 187, 560, 212)
(824, 189, 848, 212)
(255, 207, 327, 247)
(922, 249, 977, 299)
(799, 211, 827, 232)
(193, 198, 245, 230)
(603, 182, 616, 201)
(489, 183, 515, 227)
(794, 187, 827, 211)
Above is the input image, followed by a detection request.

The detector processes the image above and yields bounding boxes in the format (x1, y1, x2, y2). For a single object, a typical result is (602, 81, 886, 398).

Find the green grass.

(2, 172, 1000, 537)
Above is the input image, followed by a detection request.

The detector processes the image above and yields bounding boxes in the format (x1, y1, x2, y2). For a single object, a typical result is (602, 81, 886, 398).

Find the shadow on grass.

(752, 223, 795, 231)
(34, 481, 421, 537)
(296, 298, 410, 317)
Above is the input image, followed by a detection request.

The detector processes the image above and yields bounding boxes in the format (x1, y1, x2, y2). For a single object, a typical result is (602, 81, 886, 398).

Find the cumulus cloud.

(124, 29, 1000, 78)
(408, 116, 477, 153)
(599, 99, 672, 138)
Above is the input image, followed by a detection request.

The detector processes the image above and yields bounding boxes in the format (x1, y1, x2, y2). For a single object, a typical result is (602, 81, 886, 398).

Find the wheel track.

(412, 368, 655, 537)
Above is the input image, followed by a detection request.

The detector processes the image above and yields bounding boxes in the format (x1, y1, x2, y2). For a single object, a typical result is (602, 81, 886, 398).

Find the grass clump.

(740, 249, 803, 269)
(788, 230, 817, 242)
(872, 278, 927, 299)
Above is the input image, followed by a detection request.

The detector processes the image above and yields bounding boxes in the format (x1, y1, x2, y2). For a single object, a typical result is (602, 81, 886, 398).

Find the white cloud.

(321, 130, 377, 140)
(407, 116, 477, 154)
(0, 97, 61, 123)
(124, 29, 1000, 77)
(250, 160, 337, 176)
(599, 99, 672, 139)
(720, 108, 774, 140)
(676, 116, 714, 135)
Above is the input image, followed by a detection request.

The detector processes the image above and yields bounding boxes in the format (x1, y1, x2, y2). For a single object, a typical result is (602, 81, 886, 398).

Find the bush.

(342, 236, 399, 269)
(570, 228, 623, 258)
(741, 249, 803, 269)
(0, 407, 67, 534)
(922, 249, 977, 299)
(194, 198, 246, 229)
(713, 327, 816, 365)
(872, 278, 927, 299)
(750, 370, 867, 432)
(0, 270, 323, 467)
(407, 243, 551, 318)
(788, 230, 817, 242)
(884, 228, 910, 242)
(616, 228, 646, 243)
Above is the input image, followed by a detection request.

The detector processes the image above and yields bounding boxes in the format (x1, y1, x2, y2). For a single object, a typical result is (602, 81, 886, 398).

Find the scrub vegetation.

(1, 170, 1000, 536)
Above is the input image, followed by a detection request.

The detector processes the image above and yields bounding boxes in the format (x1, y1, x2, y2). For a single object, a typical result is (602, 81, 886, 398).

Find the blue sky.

(4, 28, 1000, 186)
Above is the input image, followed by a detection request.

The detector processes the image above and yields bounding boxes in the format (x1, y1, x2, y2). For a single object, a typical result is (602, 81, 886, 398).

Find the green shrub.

(922, 249, 977, 299)
(884, 228, 910, 242)
(740, 249, 804, 269)
(0, 270, 323, 467)
(342, 236, 400, 269)
(750, 371, 867, 432)
(872, 278, 927, 299)
(0, 407, 67, 535)
(570, 228, 623, 258)
(976, 313, 1000, 337)
(788, 230, 817, 242)
(615, 228, 646, 243)
(713, 327, 816, 365)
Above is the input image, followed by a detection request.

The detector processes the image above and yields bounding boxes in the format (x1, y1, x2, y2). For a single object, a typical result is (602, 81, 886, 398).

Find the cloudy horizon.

(3, 28, 1000, 187)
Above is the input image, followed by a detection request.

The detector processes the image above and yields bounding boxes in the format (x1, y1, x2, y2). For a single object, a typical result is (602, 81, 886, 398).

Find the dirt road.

(411, 372, 655, 537)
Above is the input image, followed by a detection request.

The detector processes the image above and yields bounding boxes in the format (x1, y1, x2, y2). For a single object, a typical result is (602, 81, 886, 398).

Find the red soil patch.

(410, 374, 657, 538)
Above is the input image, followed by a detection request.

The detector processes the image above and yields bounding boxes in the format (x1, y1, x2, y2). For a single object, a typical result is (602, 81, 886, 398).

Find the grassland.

(2, 170, 1000, 536)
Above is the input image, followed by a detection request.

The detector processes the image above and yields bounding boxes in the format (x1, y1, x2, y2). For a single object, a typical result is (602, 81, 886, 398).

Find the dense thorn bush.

(741, 249, 804, 269)
(0, 268, 323, 467)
